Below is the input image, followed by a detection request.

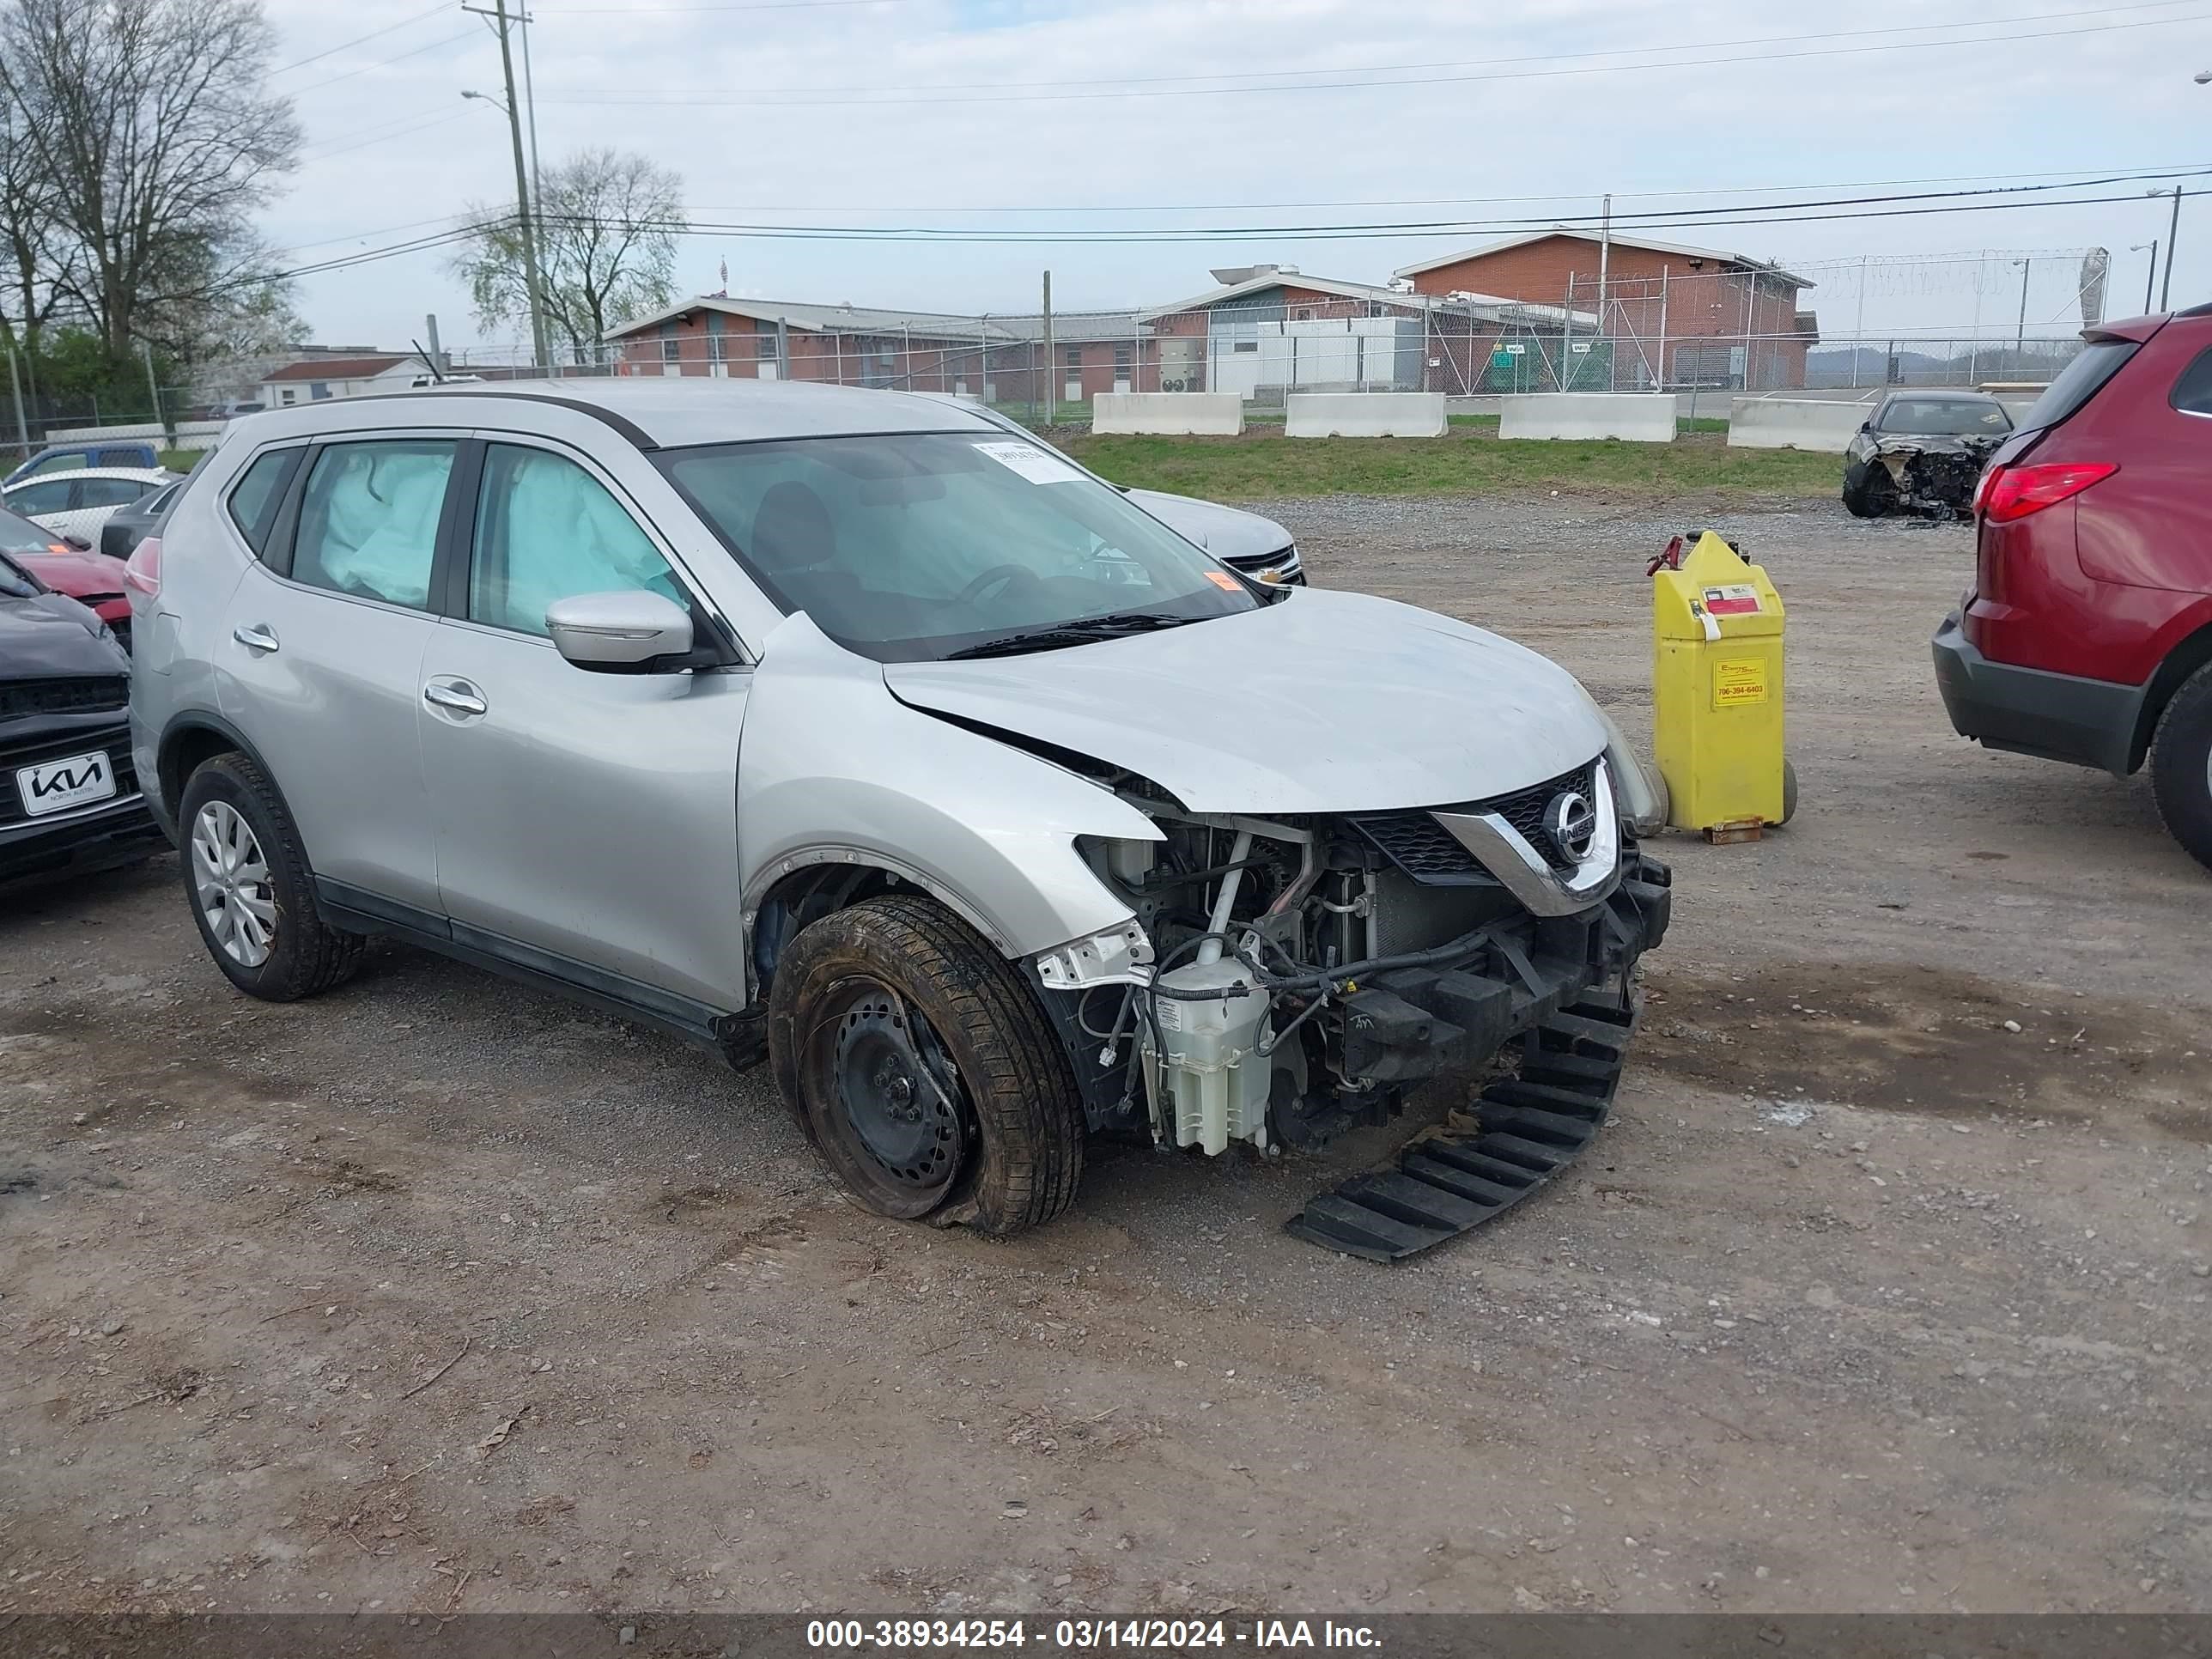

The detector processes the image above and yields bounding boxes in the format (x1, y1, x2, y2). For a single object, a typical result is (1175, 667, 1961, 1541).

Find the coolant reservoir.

(1141, 959, 1272, 1156)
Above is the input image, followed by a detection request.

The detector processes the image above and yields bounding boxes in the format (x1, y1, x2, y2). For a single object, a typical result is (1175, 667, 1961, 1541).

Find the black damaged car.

(1842, 392, 2015, 520)
(0, 549, 160, 887)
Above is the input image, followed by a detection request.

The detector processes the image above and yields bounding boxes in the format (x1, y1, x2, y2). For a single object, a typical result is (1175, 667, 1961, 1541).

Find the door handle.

(232, 623, 279, 653)
(422, 678, 488, 718)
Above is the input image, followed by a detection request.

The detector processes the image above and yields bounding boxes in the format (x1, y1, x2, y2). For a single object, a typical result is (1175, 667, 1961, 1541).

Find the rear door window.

(79, 477, 151, 509)
(289, 440, 457, 610)
(2017, 340, 2140, 432)
(227, 449, 302, 556)
(2170, 346, 2212, 416)
(95, 448, 148, 467)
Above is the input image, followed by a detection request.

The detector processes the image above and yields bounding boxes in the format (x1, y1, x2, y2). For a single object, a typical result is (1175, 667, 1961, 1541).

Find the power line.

(525, 168, 2212, 245)
(537, 0, 2200, 98)
(283, 26, 482, 97)
(299, 108, 477, 163)
(665, 161, 2212, 217)
(535, 9, 2210, 106)
(269, 3, 455, 75)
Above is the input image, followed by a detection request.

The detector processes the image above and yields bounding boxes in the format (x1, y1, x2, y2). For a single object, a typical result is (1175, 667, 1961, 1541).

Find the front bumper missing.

(1285, 850, 1670, 1261)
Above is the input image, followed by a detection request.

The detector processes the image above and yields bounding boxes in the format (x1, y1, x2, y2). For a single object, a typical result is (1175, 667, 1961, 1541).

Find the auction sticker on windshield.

(973, 440, 1085, 486)
(17, 749, 117, 817)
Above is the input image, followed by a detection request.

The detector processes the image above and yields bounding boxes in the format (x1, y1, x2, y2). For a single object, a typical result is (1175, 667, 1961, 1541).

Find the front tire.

(179, 752, 364, 1000)
(2149, 663, 2212, 873)
(767, 895, 1084, 1237)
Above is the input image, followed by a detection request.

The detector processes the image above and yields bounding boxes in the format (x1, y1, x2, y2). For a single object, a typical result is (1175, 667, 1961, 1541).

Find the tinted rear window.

(2170, 346, 2212, 416)
(2017, 340, 2140, 432)
(226, 448, 302, 556)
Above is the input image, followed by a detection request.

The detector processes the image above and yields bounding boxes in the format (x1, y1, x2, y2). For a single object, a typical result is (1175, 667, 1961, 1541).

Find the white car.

(2, 467, 176, 547)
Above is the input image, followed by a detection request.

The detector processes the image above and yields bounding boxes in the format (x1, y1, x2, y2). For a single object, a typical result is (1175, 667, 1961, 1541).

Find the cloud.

(261, 0, 2209, 349)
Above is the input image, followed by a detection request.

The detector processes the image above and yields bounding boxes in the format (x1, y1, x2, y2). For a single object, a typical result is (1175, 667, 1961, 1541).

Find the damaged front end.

(1861, 434, 2003, 520)
(1028, 757, 1672, 1257)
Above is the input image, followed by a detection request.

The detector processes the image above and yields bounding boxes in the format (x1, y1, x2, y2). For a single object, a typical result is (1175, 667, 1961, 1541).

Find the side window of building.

(468, 443, 683, 637)
(226, 448, 303, 557)
(2170, 347, 2212, 416)
(289, 440, 456, 609)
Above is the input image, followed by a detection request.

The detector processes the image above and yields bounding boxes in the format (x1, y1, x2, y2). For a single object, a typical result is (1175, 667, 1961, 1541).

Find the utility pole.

(6, 347, 29, 461)
(142, 340, 170, 448)
(2161, 185, 2183, 310)
(2014, 258, 2031, 362)
(1595, 193, 1611, 368)
(1041, 270, 1054, 421)
(464, 0, 550, 373)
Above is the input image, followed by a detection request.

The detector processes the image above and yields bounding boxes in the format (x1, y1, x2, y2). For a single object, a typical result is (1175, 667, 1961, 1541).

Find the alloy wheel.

(191, 800, 276, 968)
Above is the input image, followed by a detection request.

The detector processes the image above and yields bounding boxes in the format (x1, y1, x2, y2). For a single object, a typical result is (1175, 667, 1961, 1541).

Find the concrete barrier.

(1498, 394, 1674, 442)
(47, 418, 224, 453)
(1285, 392, 1445, 438)
(1091, 392, 1243, 436)
(1725, 398, 1872, 452)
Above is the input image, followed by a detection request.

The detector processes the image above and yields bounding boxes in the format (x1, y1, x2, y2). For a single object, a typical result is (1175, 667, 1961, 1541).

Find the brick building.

(1395, 232, 1817, 391)
(1137, 266, 1590, 398)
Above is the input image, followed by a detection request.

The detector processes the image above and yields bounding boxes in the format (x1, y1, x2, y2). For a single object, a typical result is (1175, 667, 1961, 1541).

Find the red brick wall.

(1405, 236, 1808, 388)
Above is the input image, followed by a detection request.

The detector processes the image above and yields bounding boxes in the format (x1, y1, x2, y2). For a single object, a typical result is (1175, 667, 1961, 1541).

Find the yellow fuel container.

(1651, 532, 1786, 837)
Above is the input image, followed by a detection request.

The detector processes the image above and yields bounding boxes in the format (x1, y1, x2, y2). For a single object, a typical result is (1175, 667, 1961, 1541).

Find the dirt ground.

(3, 489, 2209, 1626)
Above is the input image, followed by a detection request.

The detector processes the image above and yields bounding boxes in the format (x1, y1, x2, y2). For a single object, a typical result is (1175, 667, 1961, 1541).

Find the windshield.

(1876, 398, 2013, 436)
(0, 505, 64, 557)
(0, 550, 40, 598)
(658, 431, 1258, 662)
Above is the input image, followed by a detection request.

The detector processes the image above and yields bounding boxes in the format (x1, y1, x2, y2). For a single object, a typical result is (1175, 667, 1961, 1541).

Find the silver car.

(130, 380, 1669, 1259)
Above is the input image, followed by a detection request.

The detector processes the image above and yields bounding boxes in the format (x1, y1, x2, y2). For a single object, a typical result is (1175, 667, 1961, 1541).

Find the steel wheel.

(807, 977, 969, 1213)
(191, 799, 276, 968)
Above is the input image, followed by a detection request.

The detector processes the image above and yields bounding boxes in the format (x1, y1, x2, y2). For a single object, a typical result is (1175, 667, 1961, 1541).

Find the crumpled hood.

(884, 588, 1607, 815)
(0, 591, 127, 672)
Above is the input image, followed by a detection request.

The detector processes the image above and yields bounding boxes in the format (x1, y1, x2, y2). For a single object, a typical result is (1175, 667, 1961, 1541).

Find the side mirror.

(63, 533, 92, 551)
(546, 590, 696, 672)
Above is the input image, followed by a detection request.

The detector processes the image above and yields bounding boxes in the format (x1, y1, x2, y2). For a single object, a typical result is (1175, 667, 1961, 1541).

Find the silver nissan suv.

(127, 380, 1669, 1259)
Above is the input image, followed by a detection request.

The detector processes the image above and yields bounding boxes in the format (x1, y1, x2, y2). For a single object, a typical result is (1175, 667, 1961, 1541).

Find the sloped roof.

(604, 295, 1032, 343)
(1135, 270, 1595, 327)
(263, 355, 411, 382)
(1395, 230, 1814, 289)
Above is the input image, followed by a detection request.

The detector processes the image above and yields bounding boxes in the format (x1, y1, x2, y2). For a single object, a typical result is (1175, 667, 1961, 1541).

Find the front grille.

(0, 729, 137, 827)
(0, 677, 129, 721)
(1452, 761, 1599, 872)
(1349, 759, 1601, 884)
(1347, 810, 1484, 882)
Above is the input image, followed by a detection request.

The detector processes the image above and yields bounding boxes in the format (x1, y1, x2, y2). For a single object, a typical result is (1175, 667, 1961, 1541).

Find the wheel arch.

(2129, 615, 2212, 772)
(744, 851, 1006, 1002)
(157, 712, 285, 829)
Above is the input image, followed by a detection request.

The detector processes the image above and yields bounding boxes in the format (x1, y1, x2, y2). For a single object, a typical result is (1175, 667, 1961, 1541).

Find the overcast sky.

(261, 0, 2212, 356)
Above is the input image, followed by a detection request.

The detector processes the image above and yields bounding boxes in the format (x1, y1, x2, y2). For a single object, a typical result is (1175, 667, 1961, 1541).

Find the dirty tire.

(1842, 473, 1893, 519)
(178, 751, 364, 1000)
(767, 894, 1084, 1237)
(2148, 661, 2212, 873)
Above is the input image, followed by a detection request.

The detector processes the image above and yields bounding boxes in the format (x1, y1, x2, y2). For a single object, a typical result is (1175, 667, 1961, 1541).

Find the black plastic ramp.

(1285, 993, 1637, 1262)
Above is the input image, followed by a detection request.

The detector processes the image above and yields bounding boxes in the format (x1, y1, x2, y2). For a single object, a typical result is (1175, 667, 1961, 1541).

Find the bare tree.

(0, 0, 301, 357)
(455, 149, 684, 364)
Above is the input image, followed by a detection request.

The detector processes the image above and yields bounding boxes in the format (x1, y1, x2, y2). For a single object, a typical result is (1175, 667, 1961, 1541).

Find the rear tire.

(178, 752, 364, 1000)
(2148, 663, 2212, 873)
(767, 894, 1084, 1237)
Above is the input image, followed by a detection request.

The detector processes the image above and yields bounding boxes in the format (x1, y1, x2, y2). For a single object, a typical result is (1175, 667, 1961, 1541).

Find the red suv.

(1933, 303, 2212, 871)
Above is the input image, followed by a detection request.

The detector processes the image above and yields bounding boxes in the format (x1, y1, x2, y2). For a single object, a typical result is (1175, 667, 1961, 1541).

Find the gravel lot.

(3, 491, 2209, 1626)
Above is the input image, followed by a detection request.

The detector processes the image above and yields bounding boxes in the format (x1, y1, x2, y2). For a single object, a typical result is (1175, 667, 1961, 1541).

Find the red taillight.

(1977, 462, 2118, 524)
(122, 535, 161, 597)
